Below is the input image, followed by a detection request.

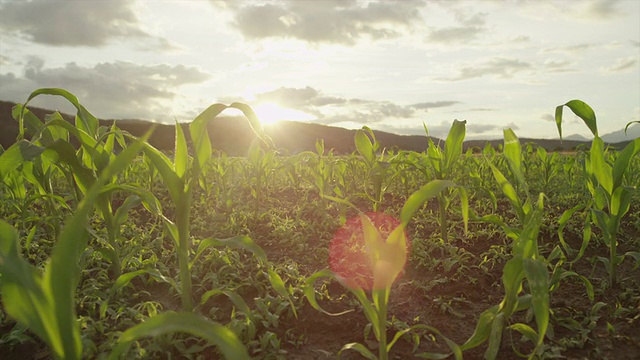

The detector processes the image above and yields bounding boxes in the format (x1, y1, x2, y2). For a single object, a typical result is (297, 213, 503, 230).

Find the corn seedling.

(304, 180, 462, 360)
(0, 129, 150, 359)
(410, 120, 469, 243)
(555, 100, 640, 286)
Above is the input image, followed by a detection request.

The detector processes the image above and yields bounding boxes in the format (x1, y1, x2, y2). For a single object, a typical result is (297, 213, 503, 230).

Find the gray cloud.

(438, 57, 532, 81)
(468, 108, 496, 112)
(253, 86, 461, 125)
(411, 101, 461, 109)
(0, 59, 212, 121)
(427, 13, 487, 43)
(601, 57, 638, 73)
(543, 43, 597, 55)
(543, 59, 576, 73)
(214, 0, 425, 45)
(0, 1, 174, 50)
(581, 0, 623, 20)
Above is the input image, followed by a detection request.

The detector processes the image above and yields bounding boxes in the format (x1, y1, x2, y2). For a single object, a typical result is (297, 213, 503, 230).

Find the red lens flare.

(329, 212, 410, 291)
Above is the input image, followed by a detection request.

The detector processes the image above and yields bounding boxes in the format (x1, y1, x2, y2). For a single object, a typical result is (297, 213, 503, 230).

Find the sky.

(0, 0, 639, 140)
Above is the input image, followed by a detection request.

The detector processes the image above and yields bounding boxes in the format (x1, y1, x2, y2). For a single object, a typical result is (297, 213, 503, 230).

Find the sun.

(252, 102, 315, 126)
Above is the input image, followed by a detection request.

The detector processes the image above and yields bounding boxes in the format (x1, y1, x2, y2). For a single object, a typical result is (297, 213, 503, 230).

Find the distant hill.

(0, 100, 633, 155)
(564, 133, 589, 141)
(601, 123, 640, 143)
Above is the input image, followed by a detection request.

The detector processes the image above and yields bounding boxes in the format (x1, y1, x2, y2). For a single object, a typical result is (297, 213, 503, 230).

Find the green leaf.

(338, 342, 377, 360)
(174, 121, 189, 179)
(523, 258, 550, 349)
(612, 137, 640, 191)
(23, 88, 99, 137)
(192, 235, 266, 268)
(303, 269, 354, 316)
(503, 128, 527, 190)
(557, 204, 584, 256)
(315, 139, 325, 156)
(0, 140, 45, 179)
(403, 324, 462, 360)
(487, 160, 524, 223)
(0, 222, 57, 353)
(458, 186, 469, 235)
(229, 102, 276, 148)
(189, 104, 227, 175)
(590, 137, 613, 195)
(485, 312, 505, 360)
(460, 306, 498, 350)
(501, 257, 525, 316)
(556, 99, 598, 139)
(443, 119, 466, 173)
(355, 129, 375, 166)
(508, 323, 538, 344)
(400, 180, 454, 225)
(140, 141, 183, 203)
(268, 268, 298, 318)
(107, 312, 249, 360)
(200, 290, 252, 318)
(113, 195, 141, 228)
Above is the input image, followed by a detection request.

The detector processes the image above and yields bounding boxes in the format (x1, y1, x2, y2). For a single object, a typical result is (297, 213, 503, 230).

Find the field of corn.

(1, 88, 639, 360)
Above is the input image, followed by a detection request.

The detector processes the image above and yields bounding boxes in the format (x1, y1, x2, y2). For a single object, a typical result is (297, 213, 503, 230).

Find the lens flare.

(329, 212, 410, 291)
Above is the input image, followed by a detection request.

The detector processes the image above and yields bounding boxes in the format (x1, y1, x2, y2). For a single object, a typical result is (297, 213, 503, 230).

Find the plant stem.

(376, 288, 389, 360)
(176, 196, 193, 312)
(438, 193, 448, 243)
(610, 233, 617, 287)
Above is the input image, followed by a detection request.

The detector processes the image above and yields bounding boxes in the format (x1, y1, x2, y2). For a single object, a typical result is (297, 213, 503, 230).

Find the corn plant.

(10, 89, 165, 278)
(463, 128, 595, 359)
(354, 126, 392, 212)
(409, 120, 469, 243)
(244, 141, 278, 199)
(304, 180, 462, 360)
(534, 145, 561, 194)
(0, 130, 150, 359)
(555, 100, 640, 286)
(139, 102, 288, 312)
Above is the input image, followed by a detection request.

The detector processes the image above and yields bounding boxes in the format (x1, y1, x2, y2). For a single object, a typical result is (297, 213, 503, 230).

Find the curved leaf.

(107, 312, 249, 360)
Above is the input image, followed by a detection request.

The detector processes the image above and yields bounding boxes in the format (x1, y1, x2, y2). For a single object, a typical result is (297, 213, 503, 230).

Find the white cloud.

(601, 56, 638, 73)
(426, 12, 487, 43)
(437, 57, 533, 81)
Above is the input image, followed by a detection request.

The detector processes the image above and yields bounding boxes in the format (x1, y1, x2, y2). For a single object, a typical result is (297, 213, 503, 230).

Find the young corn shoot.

(305, 180, 463, 360)
(0, 129, 151, 360)
(555, 100, 640, 286)
(413, 120, 468, 243)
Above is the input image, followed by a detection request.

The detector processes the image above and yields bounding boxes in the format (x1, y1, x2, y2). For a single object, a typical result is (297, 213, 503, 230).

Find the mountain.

(0, 100, 631, 155)
(601, 123, 640, 143)
(564, 133, 590, 141)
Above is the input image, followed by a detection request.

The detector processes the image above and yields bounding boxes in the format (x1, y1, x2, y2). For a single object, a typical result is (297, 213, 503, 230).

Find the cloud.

(581, 0, 623, 20)
(410, 101, 461, 109)
(255, 86, 347, 107)
(601, 56, 638, 73)
(540, 113, 555, 122)
(542, 59, 576, 73)
(252, 86, 461, 126)
(437, 57, 532, 81)
(468, 108, 496, 112)
(542, 43, 598, 54)
(213, 0, 425, 45)
(0, 59, 212, 121)
(426, 12, 487, 43)
(0, 1, 174, 50)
